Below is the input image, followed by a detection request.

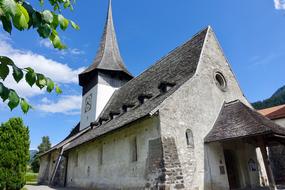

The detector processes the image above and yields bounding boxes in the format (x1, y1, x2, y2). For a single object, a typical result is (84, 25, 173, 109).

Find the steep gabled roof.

(79, 0, 132, 85)
(65, 27, 210, 151)
(205, 100, 285, 143)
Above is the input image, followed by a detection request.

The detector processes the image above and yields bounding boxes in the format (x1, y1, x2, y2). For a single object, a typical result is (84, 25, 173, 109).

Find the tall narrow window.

(98, 145, 103, 165)
(130, 137, 138, 162)
(75, 151, 79, 167)
(186, 129, 194, 148)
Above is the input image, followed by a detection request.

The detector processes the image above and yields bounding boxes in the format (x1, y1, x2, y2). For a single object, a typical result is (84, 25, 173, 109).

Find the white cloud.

(39, 39, 53, 49)
(274, 0, 285, 10)
(37, 95, 82, 115)
(39, 39, 85, 56)
(0, 37, 86, 98)
(69, 48, 85, 55)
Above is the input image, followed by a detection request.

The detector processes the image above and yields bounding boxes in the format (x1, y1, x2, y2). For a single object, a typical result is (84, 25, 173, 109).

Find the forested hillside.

(252, 85, 285, 110)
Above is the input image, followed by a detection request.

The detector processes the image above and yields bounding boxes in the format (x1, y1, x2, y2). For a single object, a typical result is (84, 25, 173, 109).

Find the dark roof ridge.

(224, 99, 241, 106)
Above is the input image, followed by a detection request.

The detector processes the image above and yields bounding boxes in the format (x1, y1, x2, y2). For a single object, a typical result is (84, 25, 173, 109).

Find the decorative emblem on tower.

(78, 0, 133, 130)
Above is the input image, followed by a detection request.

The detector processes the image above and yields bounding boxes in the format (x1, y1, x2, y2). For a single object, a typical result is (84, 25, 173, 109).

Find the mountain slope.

(252, 85, 285, 110)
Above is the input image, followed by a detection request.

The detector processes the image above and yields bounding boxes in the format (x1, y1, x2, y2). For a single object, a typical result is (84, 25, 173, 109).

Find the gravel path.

(24, 185, 82, 190)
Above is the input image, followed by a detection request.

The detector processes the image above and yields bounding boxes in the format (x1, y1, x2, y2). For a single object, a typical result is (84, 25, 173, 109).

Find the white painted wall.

(274, 118, 285, 127)
(80, 72, 129, 130)
(80, 84, 118, 130)
(66, 117, 160, 189)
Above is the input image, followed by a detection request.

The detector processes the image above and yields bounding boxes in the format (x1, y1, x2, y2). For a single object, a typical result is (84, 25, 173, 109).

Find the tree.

(0, 118, 30, 190)
(31, 136, 51, 173)
(0, 0, 79, 113)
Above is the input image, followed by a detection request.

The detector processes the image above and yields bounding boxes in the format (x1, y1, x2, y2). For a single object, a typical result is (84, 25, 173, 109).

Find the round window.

(214, 72, 227, 91)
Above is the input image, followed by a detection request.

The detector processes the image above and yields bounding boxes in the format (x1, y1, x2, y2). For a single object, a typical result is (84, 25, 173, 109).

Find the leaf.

(58, 14, 69, 31)
(12, 65, 23, 83)
(42, 10, 53, 23)
(70, 20, 79, 30)
(25, 69, 36, 87)
(7, 90, 19, 110)
(0, 56, 14, 65)
(31, 11, 42, 28)
(0, 0, 18, 16)
(20, 98, 30, 114)
(0, 63, 9, 80)
(55, 85, 62, 94)
(13, 13, 27, 30)
(36, 73, 46, 89)
(22, 2, 34, 28)
(0, 16, 12, 33)
(0, 82, 9, 101)
(12, 4, 30, 30)
(49, 31, 65, 49)
(19, 4, 29, 25)
(63, 1, 70, 9)
(50, 14, 58, 29)
(46, 78, 54, 93)
(37, 23, 51, 38)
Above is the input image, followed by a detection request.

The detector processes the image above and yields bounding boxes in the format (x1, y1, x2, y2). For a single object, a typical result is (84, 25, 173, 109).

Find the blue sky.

(1, 0, 285, 149)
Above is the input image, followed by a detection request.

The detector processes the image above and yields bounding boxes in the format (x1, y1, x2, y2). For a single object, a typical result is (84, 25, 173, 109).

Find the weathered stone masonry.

(162, 137, 185, 189)
(145, 137, 185, 190)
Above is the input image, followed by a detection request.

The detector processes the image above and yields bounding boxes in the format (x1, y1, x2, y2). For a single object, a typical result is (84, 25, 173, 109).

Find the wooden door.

(224, 149, 241, 190)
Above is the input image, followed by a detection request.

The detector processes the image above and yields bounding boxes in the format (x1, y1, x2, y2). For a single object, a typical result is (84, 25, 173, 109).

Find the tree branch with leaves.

(0, 0, 79, 113)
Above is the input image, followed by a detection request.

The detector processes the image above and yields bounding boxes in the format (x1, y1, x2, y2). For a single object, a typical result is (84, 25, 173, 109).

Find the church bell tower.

(79, 0, 133, 130)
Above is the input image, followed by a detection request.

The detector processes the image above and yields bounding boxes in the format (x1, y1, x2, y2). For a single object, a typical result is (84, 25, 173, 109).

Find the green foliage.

(30, 136, 51, 173)
(0, 0, 79, 48)
(0, 56, 63, 113)
(0, 0, 79, 113)
(0, 118, 30, 190)
(252, 85, 285, 110)
(25, 172, 38, 185)
(30, 155, 40, 173)
(37, 136, 51, 153)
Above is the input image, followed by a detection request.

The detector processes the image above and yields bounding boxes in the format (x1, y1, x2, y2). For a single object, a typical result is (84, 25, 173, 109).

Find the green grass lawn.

(25, 172, 38, 185)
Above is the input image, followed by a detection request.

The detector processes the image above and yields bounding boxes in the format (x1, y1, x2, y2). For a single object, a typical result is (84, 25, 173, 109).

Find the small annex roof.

(64, 26, 210, 151)
(205, 100, 285, 143)
(79, 0, 132, 85)
(258, 104, 285, 120)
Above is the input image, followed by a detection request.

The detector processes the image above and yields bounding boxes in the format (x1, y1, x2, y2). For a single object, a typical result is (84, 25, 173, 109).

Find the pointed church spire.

(79, 0, 132, 85)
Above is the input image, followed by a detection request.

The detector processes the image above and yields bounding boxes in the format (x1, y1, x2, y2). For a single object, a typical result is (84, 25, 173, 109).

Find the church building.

(38, 1, 285, 189)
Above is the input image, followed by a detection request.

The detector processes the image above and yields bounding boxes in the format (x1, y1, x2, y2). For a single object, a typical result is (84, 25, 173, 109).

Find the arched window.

(186, 129, 194, 148)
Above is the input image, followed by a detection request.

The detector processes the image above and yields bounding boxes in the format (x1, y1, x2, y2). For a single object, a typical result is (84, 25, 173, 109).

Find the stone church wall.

(38, 149, 60, 185)
(274, 118, 285, 128)
(65, 116, 161, 189)
(269, 118, 285, 184)
(38, 153, 51, 184)
(157, 28, 257, 189)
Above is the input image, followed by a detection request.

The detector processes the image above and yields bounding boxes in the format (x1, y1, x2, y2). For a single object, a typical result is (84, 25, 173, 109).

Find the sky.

(1, 0, 285, 149)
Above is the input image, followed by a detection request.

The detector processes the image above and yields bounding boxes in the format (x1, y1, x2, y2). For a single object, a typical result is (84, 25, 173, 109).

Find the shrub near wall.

(0, 118, 30, 190)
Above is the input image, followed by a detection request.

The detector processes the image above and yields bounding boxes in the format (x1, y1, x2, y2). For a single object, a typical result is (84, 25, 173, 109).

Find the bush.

(0, 118, 30, 190)
(30, 136, 51, 173)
